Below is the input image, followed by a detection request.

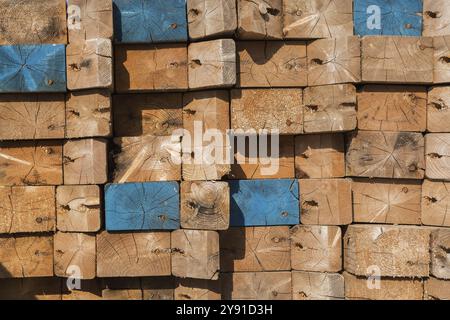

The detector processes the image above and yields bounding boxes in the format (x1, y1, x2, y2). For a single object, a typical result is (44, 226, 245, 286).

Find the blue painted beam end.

(354, 0, 423, 36)
(230, 179, 300, 227)
(105, 182, 180, 231)
(113, 0, 188, 43)
(0, 44, 66, 93)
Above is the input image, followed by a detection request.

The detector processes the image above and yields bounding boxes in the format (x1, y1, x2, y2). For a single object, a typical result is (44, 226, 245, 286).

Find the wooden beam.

(0, 278, 61, 300)
(345, 131, 425, 179)
(237, 41, 307, 87)
(67, 0, 113, 43)
(231, 89, 303, 134)
(171, 230, 220, 280)
(66, 90, 111, 138)
(97, 231, 171, 277)
(237, 0, 283, 39)
(431, 228, 450, 279)
(141, 277, 175, 300)
(115, 44, 188, 92)
(292, 271, 344, 300)
(357, 85, 427, 132)
(0, 94, 65, 140)
(229, 179, 299, 226)
(425, 133, 450, 180)
(0, 186, 56, 234)
(344, 225, 431, 277)
(220, 226, 291, 272)
(294, 133, 345, 179)
(222, 272, 292, 300)
(112, 135, 181, 183)
(62, 279, 102, 300)
(290, 225, 342, 272)
(180, 181, 230, 230)
(352, 178, 422, 225)
(422, 180, 450, 227)
(0, 0, 67, 45)
(433, 36, 450, 84)
(283, 0, 353, 39)
(299, 179, 352, 225)
(423, 0, 450, 36)
(307, 36, 361, 86)
(0, 235, 53, 278)
(187, 0, 237, 40)
(188, 39, 236, 89)
(362, 36, 433, 84)
(175, 279, 221, 300)
(63, 138, 108, 185)
(0, 141, 63, 186)
(428, 86, 450, 132)
(54, 232, 96, 279)
(105, 182, 180, 231)
(425, 277, 450, 300)
(113, 93, 182, 137)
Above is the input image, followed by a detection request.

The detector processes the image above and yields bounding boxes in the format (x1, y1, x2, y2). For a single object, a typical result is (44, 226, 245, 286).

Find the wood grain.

(425, 133, 450, 180)
(422, 179, 450, 227)
(292, 271, 344, 300)
(237, 0, 283, 39)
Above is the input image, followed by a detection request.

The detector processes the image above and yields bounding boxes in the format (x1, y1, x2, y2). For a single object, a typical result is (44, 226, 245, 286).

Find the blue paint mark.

(113, 0, 188, 43)
(230, 179, 300, 227)
(0, 44, 66, 92)
(105, 182, 180, 231)
(354, 0, 423, 36)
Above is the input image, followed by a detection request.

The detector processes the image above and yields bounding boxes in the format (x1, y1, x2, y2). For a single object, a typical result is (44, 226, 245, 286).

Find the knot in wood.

(280, 211, 289, 217)
(408, 163, 418, 172)
(439, 56, 450, 64)
(295, 9, 302, 16)
(402, 187, 409, 194)
(188, 8, 200, 16)
(43, 147, 53, 155)
(405, 23, 412, 29)
(170, 23, 178, 29)
(35, 217, 43, 224)
(190, 59, 202, 69)
(425, 11, 440, 18)
(47, 79, 54, 86)
(424, 196, 438, 203)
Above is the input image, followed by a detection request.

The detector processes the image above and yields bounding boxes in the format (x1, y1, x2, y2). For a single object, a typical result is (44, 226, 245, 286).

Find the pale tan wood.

(352, 178, 422, 225)
(0, 278, 62, 300)
(290, 225, 341, 272)
(220, 226, 291, 272)
(431, 228, 450, 279)
(231, 89, 303, 134)
(66, 90, 112, 138)
(97, 231, 171, 277)
(237, 0, 283, 39)
(0, 186, 56, 234)
(0, 235, 53, 278)
(0, 141, 63, 186)
(182, 90, 230, 181)
(425, 277, 450, 300)
(171, 230, 219, 280)
(222, 272, 292, 300)
(115, 44, 188, 92)
(422, 180, 450, 227)
(343, 272, 424, 300)
(237, 41, 307, 87)
(283, 0, 353, 39)
(141, 277, 175, 300)
(0, 0, 67, 45)
(299, 179, 352, 225)
(425, 133, 450, 180)
(56, 185, 101, 232)
(357, 85, 427, 132)
(175, 279, 221, 300)
(308, 36, 360, 86)
(344, 225, 431, 277)
(67, 38, 113, 90)
(62, 280, 102, 300)
(433, 36, 450, 84)
(292, 271, 344, 300)
(362, 36, 433, 84)
(63, 138, 108, 185)
(345, 131, 425, 179)
(188, 39, 236, 89)
(303, 84, 356, 133)
(113, 135, 181, 183)
(294, 133, 345, 179)
(113, 93, 182, 137)
(102, 289, 142, 300)
(187, 0, 237, 40)
(0, 94, 65, 140)
(67, 0, 113, 43)
(428, 86, 450, 132)
(423, 0, 450, 36)
(180, 181, 230, 230)
(230, 135, 295, 179)
(54, 232, 96, 280)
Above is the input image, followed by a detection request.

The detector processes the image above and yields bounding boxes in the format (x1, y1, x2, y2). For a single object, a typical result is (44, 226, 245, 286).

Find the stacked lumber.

(2, 0, 450, 301)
